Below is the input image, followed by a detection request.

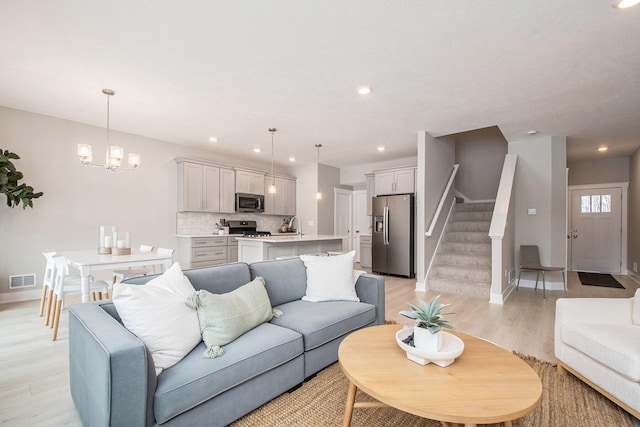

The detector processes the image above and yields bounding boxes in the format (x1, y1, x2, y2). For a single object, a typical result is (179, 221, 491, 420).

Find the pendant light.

(315, 144, 322, 200)
(268, 128, 277, 194)
(77, 89, 140, 171)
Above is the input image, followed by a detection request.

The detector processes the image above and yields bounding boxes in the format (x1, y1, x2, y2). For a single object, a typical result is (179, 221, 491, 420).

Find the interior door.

(570, 187, 622, 273)
(353, 190, 369, 262)
(334, 189, 353, 253)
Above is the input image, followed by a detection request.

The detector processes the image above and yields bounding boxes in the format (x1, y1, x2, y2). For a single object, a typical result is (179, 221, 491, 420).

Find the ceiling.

(1, 1, 639, 169)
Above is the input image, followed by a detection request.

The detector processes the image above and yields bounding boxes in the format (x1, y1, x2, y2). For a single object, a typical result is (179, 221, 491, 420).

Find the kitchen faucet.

(288, 216, 303, 237)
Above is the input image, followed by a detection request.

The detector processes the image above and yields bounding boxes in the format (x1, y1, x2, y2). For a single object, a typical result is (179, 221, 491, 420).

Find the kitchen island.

(237, 235, 344, 263)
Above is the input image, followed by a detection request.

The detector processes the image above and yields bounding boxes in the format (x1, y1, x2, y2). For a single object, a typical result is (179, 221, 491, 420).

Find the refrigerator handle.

(384, 205, 389, 245)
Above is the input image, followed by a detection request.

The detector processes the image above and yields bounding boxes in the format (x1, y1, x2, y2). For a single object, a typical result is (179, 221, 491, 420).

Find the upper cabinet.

(236, 169, 265, 195)
(374, 167, 416, 196)
(264, 175, 296, 216)
(177, 160, 235, 213)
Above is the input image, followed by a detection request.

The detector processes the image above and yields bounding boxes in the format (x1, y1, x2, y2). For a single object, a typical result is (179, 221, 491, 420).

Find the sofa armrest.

(69, 301, 156, 427)
(554, 297, 633, 359)
(355, 273, 385, 325)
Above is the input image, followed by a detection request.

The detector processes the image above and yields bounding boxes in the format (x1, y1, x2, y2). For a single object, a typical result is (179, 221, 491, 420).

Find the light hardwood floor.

(0, 271, 637, 426)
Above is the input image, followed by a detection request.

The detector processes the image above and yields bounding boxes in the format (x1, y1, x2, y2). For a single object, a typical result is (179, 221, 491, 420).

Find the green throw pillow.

(186, 276, 281, 358)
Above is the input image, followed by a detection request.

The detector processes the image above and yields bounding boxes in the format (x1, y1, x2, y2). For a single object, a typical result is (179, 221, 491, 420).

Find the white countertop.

(236, 234, 345, 243)
(176, 234, 244, 238)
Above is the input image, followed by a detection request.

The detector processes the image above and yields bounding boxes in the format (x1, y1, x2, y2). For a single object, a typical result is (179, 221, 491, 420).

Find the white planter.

(413, 326, 442, 352)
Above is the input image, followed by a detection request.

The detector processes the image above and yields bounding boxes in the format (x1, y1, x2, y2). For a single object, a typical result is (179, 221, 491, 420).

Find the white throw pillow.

(112, 262, 201, 375)
(632, 288, 640, 325)
(300, 251, 360, 302)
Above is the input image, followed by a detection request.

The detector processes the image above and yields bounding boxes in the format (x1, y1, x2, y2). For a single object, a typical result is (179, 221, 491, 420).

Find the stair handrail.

(489, 154, 517, 239)
(426, 164, 459, 237)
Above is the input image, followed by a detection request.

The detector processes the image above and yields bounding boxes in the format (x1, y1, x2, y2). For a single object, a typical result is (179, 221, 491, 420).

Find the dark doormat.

(578, 272, 625, 289)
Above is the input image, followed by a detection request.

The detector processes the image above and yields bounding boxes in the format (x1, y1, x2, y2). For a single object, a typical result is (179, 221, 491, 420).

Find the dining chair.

(41, 252, 84, 326)
(50, 256, 109, 341)
(154, 247, 175, 273)
(516, 245, 566, 298)
(112, 244, 155, 284)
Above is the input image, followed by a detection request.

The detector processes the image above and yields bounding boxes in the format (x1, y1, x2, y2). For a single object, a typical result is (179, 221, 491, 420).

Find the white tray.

(395, 328, 464, 367)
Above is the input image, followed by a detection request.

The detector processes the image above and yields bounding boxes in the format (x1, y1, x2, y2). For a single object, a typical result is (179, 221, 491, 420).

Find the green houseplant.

(0, 149, 43, 209)
(400, 295, 455, 351)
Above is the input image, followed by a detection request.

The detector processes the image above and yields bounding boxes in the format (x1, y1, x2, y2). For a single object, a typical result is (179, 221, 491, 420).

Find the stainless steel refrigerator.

(372, 194, 415, 278)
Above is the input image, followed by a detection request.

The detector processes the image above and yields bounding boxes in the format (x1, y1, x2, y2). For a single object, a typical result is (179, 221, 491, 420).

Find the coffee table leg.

(342, 381, 357, 427)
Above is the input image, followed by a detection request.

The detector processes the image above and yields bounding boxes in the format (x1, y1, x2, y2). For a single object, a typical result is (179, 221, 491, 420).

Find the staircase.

(428, 202, 494, 299)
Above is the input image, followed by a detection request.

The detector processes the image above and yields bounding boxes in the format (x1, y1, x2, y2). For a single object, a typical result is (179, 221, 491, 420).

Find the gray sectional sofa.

(69, 257, 385, 426)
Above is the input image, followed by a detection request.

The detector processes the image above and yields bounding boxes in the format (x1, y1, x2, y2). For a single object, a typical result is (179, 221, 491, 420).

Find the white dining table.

(59, 250, 174, 303)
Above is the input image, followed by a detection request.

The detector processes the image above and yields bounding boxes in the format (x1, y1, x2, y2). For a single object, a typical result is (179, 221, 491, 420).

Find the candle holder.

(112, 231, 131, 255)
(98, 225, 116, 254)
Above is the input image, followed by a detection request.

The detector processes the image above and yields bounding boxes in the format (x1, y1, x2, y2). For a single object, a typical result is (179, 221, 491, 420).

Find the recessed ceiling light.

(357, 85, 372, 96)
(613, 0, 640, 8)
(209, 137, 218, 142)
(598, 146, 608, 152)
(377, 146, 385, 152)
(527, 130, 537, 135)
(253, 148, 261, 153)
(289, 157, 296, 162)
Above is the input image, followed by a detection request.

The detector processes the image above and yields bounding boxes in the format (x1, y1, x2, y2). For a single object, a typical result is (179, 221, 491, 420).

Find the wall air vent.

(9, 273, 36, 289)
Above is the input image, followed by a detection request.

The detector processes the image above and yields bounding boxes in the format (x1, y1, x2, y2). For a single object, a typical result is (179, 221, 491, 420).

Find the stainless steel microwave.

(235, 193, 264, 213)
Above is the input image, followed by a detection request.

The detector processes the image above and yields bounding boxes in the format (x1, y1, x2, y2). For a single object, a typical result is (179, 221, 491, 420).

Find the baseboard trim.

(0, 288, 41, 304)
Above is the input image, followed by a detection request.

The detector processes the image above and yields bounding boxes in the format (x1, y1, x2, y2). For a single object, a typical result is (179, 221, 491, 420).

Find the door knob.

(573, 234, 578, 239)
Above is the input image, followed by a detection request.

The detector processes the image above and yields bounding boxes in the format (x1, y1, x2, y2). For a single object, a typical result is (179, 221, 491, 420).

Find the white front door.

(334, 189, 354, 254)
(570, 187, 622, 273)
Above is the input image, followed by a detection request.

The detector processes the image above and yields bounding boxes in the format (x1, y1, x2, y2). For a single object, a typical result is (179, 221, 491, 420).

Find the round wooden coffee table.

(338, 325, 542, 427)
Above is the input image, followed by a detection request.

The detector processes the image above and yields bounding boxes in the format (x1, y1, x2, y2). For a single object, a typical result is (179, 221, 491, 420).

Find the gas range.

(226, 220, 271, 238)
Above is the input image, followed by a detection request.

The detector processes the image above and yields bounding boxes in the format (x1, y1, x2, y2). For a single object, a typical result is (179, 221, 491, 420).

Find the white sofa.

(555, 290, 640, 419)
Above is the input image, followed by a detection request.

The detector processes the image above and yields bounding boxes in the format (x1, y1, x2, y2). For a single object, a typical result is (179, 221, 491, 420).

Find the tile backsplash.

(176, 212, 290, 235)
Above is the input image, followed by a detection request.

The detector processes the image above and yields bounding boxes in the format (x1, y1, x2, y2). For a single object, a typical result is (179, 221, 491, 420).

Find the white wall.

(291, 163, 318, 236)
(340, 156, 418, 186)
(509, 135, 567, 269)
(0, 107, 276, 297)
(628, 148, 640, 276)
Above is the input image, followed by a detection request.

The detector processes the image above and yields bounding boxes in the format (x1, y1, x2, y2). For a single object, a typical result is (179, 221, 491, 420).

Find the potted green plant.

(0, 149, 43, 209)
(400, 295, 455, 352)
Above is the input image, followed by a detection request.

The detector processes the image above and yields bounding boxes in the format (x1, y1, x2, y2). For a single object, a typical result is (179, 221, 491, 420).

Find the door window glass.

(580, 194, 611, 213)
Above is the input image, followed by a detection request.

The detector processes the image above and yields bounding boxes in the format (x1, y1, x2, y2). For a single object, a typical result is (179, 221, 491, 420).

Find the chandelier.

(77, 89, 140, 171)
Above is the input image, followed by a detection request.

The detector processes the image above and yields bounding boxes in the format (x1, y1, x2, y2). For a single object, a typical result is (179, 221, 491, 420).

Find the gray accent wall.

(454, 126, 507, 201)
(629, 148, 640, 276)
(568, 157, 630, 185)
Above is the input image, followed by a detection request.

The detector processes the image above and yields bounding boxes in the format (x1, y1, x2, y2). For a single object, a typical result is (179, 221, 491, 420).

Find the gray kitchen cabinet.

(374, 167, 415, 195)
(177, 162, 220, 212)
(177, 236, 238, 268)
(360, 235, 372, 270)
(264, 175, 296, 216)
(235, 169, 265, 195)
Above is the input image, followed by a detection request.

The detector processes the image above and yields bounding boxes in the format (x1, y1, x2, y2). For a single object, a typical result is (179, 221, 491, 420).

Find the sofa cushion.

(183, 262, 252, 294)
(561, 323, 640, 382)
(300, 251, 360, 302)
(112, 262, 201, 376)
(249, 257, 307, 306)
(154, 322, 303, 424)
(271, 299, 376, 351)
(186, 277, 276, 358)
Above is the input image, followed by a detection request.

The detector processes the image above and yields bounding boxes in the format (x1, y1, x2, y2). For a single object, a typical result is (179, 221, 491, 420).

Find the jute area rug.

(231, 353, 633, 427)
